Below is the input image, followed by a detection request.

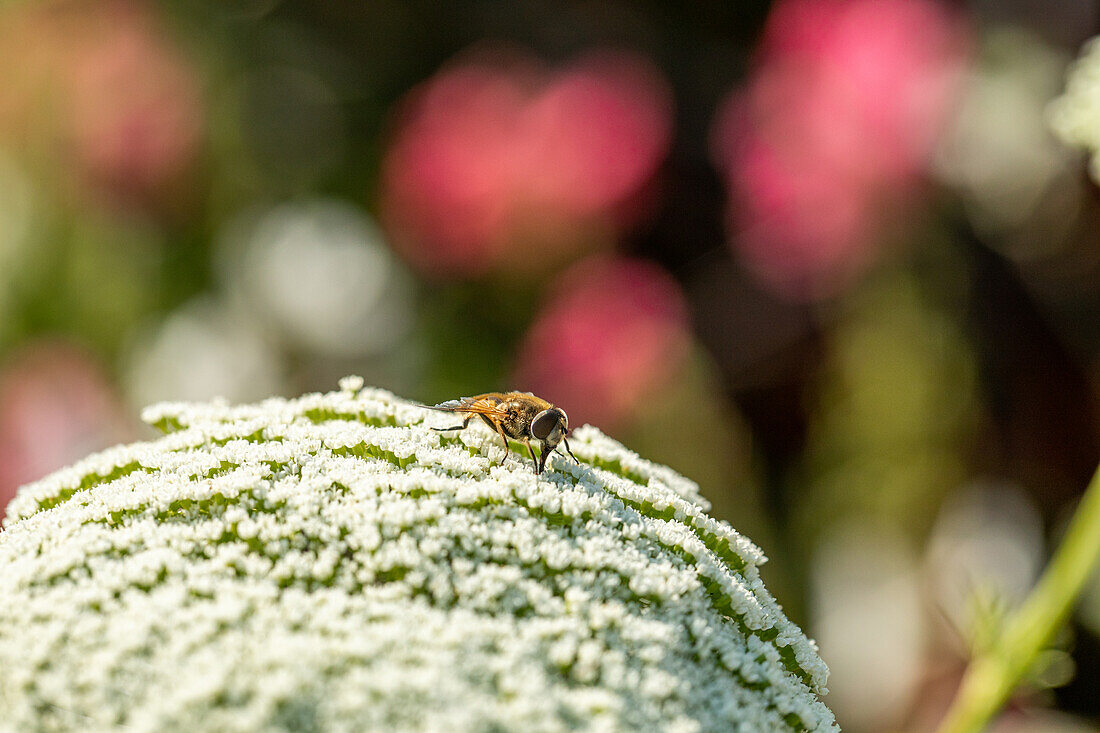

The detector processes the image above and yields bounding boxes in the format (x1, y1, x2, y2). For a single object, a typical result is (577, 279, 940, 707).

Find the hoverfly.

(425, 392, 579, 474)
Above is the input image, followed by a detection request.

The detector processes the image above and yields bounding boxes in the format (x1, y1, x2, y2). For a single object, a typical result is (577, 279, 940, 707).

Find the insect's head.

(530, 407, 568, 473)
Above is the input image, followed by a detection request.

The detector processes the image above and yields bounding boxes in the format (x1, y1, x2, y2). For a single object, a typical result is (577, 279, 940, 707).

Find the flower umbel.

(0, 378, 835, 732)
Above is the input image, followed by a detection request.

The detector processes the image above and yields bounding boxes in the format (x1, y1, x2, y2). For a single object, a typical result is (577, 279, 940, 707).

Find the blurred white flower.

(218, 198, 413, 357)
(936, 28, 1084, 255)
(811, 524, 925, 732)
(925, 482, 1045, 642)
(1051, 33, 1100, 182)
(0, 381, 836, 732)
(124, 297, 284, 406)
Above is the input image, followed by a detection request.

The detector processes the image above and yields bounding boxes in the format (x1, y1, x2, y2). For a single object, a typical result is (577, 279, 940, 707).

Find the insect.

(425, 392, 579, 474)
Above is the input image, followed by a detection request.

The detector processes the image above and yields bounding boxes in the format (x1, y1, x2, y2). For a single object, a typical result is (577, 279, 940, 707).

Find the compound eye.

(530, 409, 562, 441)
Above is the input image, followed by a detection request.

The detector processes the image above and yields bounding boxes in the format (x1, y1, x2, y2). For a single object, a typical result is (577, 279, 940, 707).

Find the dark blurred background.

(2, 0, 1100, 729)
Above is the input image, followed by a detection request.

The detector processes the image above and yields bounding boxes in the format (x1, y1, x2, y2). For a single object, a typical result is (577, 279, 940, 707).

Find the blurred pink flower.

(0, 0, 203, 211)
(381, 48, 672, 278)
(0, 342, 134, 522)
(711, 0, 968, 299)
(513, 256, 690, 431)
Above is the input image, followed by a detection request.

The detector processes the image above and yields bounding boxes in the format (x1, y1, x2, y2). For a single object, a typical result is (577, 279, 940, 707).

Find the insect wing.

(428, 396, 511, 421)
(427, 399, 464, 411)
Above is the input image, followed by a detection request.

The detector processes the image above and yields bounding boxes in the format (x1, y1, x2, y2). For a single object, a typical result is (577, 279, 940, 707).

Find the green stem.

(936, 463, 1100, 733)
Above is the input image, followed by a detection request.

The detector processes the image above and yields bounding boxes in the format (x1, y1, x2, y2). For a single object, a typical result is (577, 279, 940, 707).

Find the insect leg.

(522, 438, 539, 471)
(431, 414, 473, 432)
(563, 437, 580, 464)
(492, 423, 512, 467)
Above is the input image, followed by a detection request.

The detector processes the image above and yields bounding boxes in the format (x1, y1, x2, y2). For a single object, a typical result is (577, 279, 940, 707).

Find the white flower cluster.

(1050, 36, 1100, 181)
(0, 378, 836, 732)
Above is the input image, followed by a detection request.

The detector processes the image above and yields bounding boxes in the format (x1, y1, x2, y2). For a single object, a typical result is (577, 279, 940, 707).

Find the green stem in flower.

(936, 462, 1100, 733)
